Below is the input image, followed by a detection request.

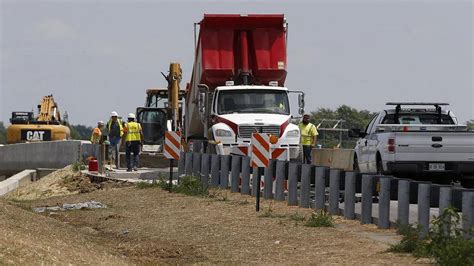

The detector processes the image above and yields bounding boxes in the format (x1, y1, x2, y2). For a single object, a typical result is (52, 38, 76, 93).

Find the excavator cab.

(136, 88, 185, 152)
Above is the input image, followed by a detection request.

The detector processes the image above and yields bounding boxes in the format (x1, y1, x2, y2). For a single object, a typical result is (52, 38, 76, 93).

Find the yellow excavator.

(6, 95, 71, 144)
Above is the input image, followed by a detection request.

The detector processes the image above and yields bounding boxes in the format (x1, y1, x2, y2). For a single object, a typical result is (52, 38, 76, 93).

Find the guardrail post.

(184, 152, 193, 176)
(344, 171, 356, 219)
(439, 186, 452, 216)
(361, 174, 373, 224)
(378, 176, 391, 229)
(252, 167, 258, 197)
(192, 153, 201, 178)
(287, 162, 299, 206)
(178, 151, 185, 177)
(210, 154, 220, 187)
(315, 166, 328, 210)
(220, 155, 230, 188)
(418, 183, 431, 238)
(241, 157, 251, 195)
(264, 160, 275, 199)
(300, 164, 312, 208)
(397, 179, 410, 226)
(231, 156, 241, 193)
(275, 161, 287, 201)
(200, 154, 210, 188)
(329, 169, 342, 215)
(462, 191, 474, 239)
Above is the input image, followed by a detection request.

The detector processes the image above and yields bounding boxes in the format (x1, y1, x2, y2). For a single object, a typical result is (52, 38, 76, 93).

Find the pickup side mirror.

(349, 128, 367, 138)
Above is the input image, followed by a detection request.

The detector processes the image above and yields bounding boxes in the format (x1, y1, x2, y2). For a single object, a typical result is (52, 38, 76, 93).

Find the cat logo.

(21, 130, 52, 141)
(27, 131, 45, 141)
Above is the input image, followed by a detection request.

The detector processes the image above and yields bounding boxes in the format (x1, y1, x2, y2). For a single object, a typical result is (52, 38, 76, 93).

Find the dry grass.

(1, 182, 423, 264)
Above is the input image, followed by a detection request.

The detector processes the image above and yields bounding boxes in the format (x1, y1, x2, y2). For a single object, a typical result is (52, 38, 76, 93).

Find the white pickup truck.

(350, 103, 474, 186)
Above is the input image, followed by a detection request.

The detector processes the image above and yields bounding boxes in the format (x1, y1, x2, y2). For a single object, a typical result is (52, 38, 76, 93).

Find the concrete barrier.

(0, 141, 99, 175)
(312, 148, 354, 171)
(0, 170, 36, 196)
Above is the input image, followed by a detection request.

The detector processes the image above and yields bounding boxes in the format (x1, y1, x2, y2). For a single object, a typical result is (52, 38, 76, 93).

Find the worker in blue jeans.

(106, 111, 123, 169)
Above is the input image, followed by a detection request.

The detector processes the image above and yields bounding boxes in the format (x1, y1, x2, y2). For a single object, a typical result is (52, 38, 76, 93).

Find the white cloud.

(32, 18, 78, 41)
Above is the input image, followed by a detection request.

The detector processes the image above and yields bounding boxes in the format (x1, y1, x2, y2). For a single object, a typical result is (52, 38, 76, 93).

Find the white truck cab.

(193, 84, 304, 159)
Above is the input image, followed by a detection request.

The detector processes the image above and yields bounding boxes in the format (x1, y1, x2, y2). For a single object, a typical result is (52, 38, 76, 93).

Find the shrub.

(388, 207, 474, 266)
(173, 175, 208, 197)
(388, 223, 423, 253)
(72, 161, 86, 172)
(305, 210, 334, 227)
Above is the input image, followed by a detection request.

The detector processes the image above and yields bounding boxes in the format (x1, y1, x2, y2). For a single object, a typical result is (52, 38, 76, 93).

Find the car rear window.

(382, 113, 455, 125)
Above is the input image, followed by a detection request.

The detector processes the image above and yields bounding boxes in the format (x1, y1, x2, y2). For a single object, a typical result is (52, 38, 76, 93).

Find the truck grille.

(238, 125, 280, 138)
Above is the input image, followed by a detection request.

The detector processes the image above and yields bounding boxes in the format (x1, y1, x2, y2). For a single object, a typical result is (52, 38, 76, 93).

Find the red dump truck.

(185, 14, 305, 159)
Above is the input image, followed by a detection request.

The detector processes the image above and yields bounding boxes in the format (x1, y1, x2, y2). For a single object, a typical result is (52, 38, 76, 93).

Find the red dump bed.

(192, 14, 287, 89)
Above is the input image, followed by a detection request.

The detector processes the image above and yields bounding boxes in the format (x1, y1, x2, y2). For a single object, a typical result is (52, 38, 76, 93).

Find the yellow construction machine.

(6, 95, 71, 144)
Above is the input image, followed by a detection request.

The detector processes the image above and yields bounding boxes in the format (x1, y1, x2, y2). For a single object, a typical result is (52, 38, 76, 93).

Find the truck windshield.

(217, 89, 290, 115)
(382, 113, 455, 125)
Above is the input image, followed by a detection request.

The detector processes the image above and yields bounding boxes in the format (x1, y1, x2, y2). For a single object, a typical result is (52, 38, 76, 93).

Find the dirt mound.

(5, 166, 100, 201)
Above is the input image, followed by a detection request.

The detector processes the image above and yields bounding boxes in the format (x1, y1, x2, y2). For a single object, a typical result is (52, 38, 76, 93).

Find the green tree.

(0, 122, 6, 144)
(309, 105, 376, 148)
(69, 124, 93, 140)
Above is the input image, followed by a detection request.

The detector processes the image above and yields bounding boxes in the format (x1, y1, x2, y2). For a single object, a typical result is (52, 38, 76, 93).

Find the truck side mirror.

(298, 107, 304, 116)
(298, 93, 305, 109)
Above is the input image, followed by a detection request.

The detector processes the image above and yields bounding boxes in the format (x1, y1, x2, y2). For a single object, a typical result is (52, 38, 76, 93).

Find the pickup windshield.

(382, 113, 455, 125)
(217, 89, 290, 115)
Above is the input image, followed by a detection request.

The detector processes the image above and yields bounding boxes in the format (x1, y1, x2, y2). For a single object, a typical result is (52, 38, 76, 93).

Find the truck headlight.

(215, 129, 232, 137)
(286, 129, 299, 138)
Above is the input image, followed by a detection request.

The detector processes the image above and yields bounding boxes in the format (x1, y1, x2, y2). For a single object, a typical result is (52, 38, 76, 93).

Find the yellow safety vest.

(125, 122, 141, 142)
(298, 123, 318, 146)
(107, 119, 124, 137)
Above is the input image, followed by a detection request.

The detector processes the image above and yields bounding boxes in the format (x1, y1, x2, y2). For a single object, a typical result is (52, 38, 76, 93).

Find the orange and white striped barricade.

(251, 133, 270, 211)
(164, 131, 181, 191)
(230, 144, 250, 157)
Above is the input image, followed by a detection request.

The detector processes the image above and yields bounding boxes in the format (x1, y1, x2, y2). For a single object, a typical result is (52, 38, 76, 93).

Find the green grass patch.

(304, 210, 334, 227)
(288, 212, 306, 222)
(388, 207, 474, 266)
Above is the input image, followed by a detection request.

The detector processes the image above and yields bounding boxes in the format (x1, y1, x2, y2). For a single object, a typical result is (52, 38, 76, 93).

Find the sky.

(1, 0, 473, 127)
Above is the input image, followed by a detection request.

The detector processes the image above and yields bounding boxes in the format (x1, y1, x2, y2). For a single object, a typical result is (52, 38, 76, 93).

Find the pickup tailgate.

(392, 131, 474, 162)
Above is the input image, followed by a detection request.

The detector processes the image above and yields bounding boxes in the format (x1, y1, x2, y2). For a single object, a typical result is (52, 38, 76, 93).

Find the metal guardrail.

(177, 151, 474, 239)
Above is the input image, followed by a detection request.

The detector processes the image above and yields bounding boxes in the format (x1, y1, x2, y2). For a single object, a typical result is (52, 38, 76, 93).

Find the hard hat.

(127, 113, 135, 119)
(98, 121, 104, 125)
(110, 111, 118, 117)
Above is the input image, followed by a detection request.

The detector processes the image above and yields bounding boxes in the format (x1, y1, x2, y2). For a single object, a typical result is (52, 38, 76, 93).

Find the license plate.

(429, 163, 445, 171)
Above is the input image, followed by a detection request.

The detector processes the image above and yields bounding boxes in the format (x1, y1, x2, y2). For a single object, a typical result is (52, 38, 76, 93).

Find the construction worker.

(106, 111, 123, 169)
(298, 114, 318, 164)
(123, 113, 144, 172)
(90, 121, 104, 144)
